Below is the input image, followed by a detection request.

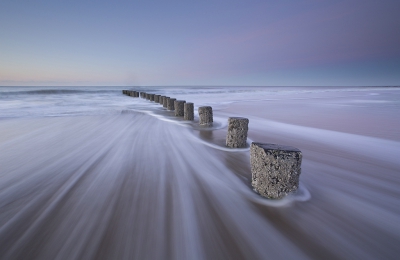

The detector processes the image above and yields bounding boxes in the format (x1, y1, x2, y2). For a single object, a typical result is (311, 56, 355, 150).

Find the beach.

(0, 86, 399, 259)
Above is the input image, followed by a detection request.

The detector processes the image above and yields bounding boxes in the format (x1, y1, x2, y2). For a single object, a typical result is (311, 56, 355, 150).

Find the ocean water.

(0, 86, 399, 259)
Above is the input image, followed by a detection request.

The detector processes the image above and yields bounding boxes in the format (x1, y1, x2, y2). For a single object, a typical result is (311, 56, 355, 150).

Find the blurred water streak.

(0, 86, 399, 259)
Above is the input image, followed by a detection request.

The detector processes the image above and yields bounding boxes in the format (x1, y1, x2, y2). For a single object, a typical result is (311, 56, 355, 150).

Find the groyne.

(122, 89, 302, 199)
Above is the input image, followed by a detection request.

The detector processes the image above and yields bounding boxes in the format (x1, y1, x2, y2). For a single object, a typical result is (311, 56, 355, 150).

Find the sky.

(1, 0, 400, 87)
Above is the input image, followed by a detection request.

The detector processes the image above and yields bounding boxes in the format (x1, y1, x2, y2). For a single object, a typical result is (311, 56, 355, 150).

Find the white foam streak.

(1, 86, 400, 259)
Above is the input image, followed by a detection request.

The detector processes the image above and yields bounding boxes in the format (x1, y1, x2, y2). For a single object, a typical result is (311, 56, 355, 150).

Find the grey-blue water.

(0, 86, 399, 259)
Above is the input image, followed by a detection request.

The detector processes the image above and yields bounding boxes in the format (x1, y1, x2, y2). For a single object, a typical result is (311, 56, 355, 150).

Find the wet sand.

(0, 101, 399, 259)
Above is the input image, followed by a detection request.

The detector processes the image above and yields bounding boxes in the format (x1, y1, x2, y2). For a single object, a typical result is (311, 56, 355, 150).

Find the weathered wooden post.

(163, 97, 169, 108)
(198, 106, 213, 125)
(174, 100, 186, 116)
(167, 98, 176, 110)
(250, 143, 302, 199)
(184, 102, 194, 120)
(226, 117, 249, 148)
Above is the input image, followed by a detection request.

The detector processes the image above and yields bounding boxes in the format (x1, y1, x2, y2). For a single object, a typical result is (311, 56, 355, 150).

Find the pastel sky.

(1, 0, 400, 86)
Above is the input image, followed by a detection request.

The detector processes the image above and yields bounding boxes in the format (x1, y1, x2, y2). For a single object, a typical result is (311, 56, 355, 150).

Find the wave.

(0, 89, 120, 95)
(2, 85, 399, 97)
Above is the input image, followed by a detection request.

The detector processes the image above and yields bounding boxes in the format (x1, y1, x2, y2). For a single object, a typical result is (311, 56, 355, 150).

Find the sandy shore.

(0, 107, 399, 259)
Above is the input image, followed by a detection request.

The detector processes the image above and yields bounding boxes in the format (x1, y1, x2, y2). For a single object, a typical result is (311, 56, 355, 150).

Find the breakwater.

(1, 86, 398, 259)
(123, 89, 302, 199)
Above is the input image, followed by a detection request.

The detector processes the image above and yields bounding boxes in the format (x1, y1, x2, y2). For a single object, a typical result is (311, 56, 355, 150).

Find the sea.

(0, 85, 399, 259)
